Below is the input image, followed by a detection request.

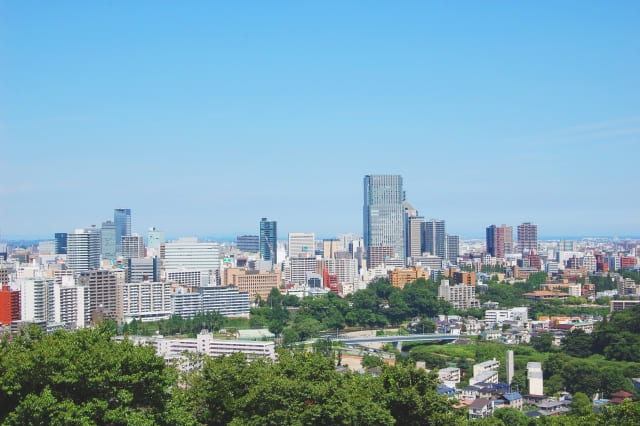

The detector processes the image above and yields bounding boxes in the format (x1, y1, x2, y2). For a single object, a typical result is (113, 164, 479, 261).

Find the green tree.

(493, 407, 528, 425)
(570, 392, 593, 417)
(362, 354, 384, 369)
(562, 329, 594, 358)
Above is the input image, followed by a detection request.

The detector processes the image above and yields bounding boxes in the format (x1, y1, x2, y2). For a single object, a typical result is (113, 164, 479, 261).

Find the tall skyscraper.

(54, 232, 68, 255)
(517, 222, 538, 253)
(363, 175, 405, 262)
(288, 232, 315, 258)
(422, 219, 446, 259)
(114, 208, 131, 256)
(446, 234, 460, 264)
(502, 224, 514, 255)
(67, 227, 101, 273)
(486, 225, 505, 258)
(101, 220, 117, 259)
(259, 218, 277, 264)
(487, 224, 514, 258)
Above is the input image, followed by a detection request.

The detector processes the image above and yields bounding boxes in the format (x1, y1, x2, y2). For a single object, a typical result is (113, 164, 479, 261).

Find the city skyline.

(2, 3, 640, 238)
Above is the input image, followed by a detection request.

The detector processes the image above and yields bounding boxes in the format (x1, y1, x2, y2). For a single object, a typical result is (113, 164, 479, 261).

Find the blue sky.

(1, 2, 639, 240)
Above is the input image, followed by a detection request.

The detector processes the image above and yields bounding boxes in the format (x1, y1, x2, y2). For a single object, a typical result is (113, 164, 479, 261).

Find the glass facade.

(363, 175, 405, 261)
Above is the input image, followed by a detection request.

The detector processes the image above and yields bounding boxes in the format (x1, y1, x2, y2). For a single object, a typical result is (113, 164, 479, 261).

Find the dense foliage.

(0, 326, 465, 426)
(251, 279, 455, 343)
(560, 304, 640, 362)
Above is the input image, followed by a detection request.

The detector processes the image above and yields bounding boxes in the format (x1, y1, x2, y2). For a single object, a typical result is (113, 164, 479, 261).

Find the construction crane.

(263, 231, 275, 262)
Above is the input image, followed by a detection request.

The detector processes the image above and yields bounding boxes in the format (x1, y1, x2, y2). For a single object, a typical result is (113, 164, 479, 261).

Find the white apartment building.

(122, 330, 276, 365)
(118, 281, 172, 323)
(67, 227, 101, 273)
(288, 257, 317, 284)
(473, 358, 500, 377)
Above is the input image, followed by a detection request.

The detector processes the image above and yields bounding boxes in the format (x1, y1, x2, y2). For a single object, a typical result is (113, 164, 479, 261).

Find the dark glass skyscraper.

(259, 218, 277, 264)
(363, 175, 405, 262)
(114, 208, 131, 256)
(54, 232, 68, 255)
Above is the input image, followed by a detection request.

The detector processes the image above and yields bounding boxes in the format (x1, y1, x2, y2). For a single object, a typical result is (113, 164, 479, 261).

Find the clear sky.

(1, 2, 639, 240)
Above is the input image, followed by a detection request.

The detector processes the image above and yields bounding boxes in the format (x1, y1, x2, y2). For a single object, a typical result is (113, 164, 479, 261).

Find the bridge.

(327, 333, 459, 351)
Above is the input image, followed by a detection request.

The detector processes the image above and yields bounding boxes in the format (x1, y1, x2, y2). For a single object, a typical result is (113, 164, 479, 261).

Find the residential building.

(473, 358, 500, 377)
(149, 330, 276, 362)
(223, 268, 282, 301)
(422, 219, 446, 259)
(468, 398, 494, 419)
(454, 271, 476, 286)
(322, 239, 341, 259)
(289, 257, 317, 284)
(517, 222, 538, 253)
(101, 220, 117, 259)
(237, 235, 260, 253)
(486, 225, 505, 258)
(388, 266, 430, 288)
(438, 280, 479, 310)
(117, 281, 172, 323)
(363, 175, 405, 264)
(114, 208, 132, 256)
(67, 227, 101, 273)
(259, 218, 277, 264)
(405, 215, 424, 260)
(367, 246, 395, 269)
(171, 286, 250, 318)
(0, 285, 20, 325)
(78, 270, 118, 322)
(288, 232, 315, 258)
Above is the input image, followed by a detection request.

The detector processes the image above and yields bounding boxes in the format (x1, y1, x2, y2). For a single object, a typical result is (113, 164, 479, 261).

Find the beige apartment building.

(223, 268, 282, 302)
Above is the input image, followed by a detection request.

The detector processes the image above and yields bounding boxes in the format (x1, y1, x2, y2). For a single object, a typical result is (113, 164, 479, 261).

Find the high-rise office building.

(422, 219, 446, 259)
(121, 234, 144, 259)
(114, 208, 132, 256)
(363, 175, 405, 263)
(101, 221, 117, 259)
(288, 233, 315, 258)
(446, 235, 460, 264)
(517, 222, 538, 253)
(237, 235, 260, 253)
(259, 218, 277, 264)
(406, 216, 424, 260)
(54, 233, 68, 255)
(67, 227, 101, 273)
(127, 257, 160, 283)
(147, 227, 164, 250)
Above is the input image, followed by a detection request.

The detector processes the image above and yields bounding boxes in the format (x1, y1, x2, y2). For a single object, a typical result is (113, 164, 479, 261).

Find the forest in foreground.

(1, 324, 640, 425)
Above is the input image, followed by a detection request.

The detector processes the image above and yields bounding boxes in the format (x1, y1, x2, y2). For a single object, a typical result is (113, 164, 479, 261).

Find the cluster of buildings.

(434, 352, 571, 419)
(1, 174, 639, 335)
